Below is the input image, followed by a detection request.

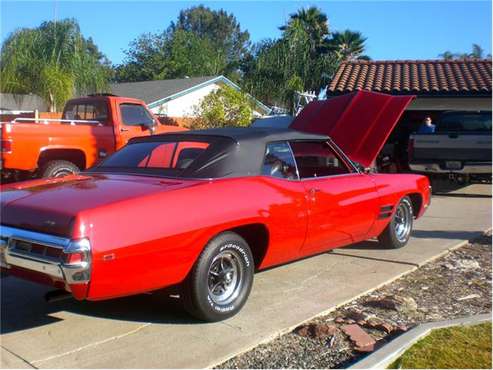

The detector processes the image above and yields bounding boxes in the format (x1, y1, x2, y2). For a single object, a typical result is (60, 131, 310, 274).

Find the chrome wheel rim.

(208, 250, 243, 305)
(393, 202, 412, 242)
(52, 168, 75, 178)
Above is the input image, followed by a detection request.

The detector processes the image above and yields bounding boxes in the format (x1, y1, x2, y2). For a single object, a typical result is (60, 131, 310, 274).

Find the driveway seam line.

(1, 345, 38, 369)
(329, 252, 420, 267)
(30, 322, 152, 365)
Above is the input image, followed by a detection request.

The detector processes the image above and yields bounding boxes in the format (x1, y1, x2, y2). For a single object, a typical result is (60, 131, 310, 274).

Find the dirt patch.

(216, 232, 492, 369)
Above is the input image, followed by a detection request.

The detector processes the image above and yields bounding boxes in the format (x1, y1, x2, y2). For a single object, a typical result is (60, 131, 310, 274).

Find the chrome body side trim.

(0, 225, 91, 285)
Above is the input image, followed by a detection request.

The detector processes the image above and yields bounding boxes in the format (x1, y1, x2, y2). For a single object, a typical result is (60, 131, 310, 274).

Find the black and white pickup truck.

(408, 111, 491, 183)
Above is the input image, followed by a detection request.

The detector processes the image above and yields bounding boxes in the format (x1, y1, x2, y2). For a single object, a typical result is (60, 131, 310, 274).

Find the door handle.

(309, 188, 321, 195)
(120, 128, 129, 132)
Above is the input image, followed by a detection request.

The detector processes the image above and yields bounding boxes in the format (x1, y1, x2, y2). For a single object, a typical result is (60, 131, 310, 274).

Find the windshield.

(91, 136, 235, 178)
(437, 112, 492, 133)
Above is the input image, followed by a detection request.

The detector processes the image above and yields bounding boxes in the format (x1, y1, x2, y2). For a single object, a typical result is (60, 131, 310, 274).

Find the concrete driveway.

(1, 189, 491, 369)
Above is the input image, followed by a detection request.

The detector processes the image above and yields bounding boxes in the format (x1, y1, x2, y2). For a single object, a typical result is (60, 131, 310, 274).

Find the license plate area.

(445, 161, 462, 170)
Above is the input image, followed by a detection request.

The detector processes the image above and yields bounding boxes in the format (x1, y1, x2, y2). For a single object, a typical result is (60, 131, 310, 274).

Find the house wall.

(149, 82, 267, 118)
(150, 83, 220, 117)
(408, 97, 491, 111)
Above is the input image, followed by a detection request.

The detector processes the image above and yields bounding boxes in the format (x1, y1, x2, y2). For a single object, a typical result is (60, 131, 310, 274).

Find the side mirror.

(141, 122, 156, 134)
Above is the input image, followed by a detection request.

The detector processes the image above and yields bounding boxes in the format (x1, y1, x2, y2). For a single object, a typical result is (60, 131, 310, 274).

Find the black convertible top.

(137, 127, 329, 144)
(98, 127, 330, 179)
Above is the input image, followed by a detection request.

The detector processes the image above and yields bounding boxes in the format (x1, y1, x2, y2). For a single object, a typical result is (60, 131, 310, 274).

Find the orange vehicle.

(0, 94, 185, 180)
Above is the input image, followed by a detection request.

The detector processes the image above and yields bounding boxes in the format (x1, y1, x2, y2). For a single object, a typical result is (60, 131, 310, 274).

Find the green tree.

(326, 30, 368, 61)
(241, 7, 342, 111)
(170, 5, 250, 73)
(191, 85, 254, 129)
(279, 6, 329, 52)
(1, 19, 109, 111)
(438, 44, 491, 60)
(115, 5, 250, 82)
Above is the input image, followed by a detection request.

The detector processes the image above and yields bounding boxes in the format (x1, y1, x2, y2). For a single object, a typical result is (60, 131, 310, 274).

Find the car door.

(116, 103, 155, 148)
(290, 140, 380, 256)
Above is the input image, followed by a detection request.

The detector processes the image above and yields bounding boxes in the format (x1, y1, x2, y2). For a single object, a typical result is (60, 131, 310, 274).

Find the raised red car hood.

(290, 91, 414, 168)
(1, 174, 201, 236)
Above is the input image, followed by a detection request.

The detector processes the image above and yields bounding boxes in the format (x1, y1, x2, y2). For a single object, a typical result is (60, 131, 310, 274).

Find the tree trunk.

(49, 92, 56, 112)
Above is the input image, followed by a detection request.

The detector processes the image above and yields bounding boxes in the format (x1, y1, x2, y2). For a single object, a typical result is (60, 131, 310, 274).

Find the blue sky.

(1, 1, 491, 65)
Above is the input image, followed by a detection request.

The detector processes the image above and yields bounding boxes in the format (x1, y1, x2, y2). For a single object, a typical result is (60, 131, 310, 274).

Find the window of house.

(120, 104, 155, 126)
(261, 142, 298, 180)
(290, 141, 352, 179)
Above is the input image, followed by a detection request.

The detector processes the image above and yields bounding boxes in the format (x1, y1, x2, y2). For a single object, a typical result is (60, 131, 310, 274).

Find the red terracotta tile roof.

(327, 59, 492, 96)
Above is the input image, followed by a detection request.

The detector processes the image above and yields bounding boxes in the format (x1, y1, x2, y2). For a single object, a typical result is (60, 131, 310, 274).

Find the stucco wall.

(150, 83, 220, 117)
(149, 82, 266, 118)
(409, 97, 492, 111)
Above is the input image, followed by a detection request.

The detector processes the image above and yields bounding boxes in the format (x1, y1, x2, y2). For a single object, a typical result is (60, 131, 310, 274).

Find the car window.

(262, 142, 298, 180)
(290, 141, 351, 179)
(62, 101, 108, 123)
(102, 141, 210, 172)
(120, 104, 155, 126)
(437, 112, 492, 132)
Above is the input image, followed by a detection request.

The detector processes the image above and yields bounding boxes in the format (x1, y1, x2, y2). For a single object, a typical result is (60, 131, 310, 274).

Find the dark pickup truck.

(408, 111, 492, 183)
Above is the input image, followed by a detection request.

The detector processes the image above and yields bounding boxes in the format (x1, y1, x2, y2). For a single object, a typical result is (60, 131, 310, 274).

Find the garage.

(326, 59, 492, 172)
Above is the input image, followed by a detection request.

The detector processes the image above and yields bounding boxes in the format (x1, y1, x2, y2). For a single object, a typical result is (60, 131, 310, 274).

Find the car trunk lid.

(1, 174, 201, 236)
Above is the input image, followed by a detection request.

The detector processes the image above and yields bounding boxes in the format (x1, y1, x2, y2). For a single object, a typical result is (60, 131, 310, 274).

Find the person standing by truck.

(417, 116, 436, 133)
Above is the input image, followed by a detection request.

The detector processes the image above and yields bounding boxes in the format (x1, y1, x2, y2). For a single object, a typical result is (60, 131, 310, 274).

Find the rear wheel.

(41, 160, 80, 178)
(182, 232, 254, 322)
(378, 196, 413, 249)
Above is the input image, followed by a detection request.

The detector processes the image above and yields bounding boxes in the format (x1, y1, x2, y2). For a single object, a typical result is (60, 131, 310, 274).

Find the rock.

(345, 319, 356, 325)
(357, 320, 366, 326)
(394, 324, 408, 333)
(295, 323, 338, 340)
(455, 259, 480, 271)
(456, 294, 480, 301)
(365, 297, 397, 310)
(295, 325, 310, 337)
(335, 317, 345, 324)
(341, 324, 376, 352)
(443, 259, 480, 271)
(364, 295, 417, 314)
(344, 309, 368, 322)
(364, 318, 394, 333)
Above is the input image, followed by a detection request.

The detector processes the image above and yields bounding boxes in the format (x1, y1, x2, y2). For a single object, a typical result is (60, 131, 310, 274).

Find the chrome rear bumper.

(409, 162, 491, 174)
(0, 225, 91, 285)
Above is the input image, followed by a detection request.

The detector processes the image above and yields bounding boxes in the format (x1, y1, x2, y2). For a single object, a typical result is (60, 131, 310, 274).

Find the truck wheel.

(182, 232, 254, 322)
(378, 196, 413, 249)
(41, 160, 80, 178)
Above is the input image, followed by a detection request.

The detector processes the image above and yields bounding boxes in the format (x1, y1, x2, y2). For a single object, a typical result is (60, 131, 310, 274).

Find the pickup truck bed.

(1, 95, 185, 181)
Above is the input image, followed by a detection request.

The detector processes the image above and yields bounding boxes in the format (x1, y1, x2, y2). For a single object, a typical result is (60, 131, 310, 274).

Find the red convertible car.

(1, 92, 431, 321)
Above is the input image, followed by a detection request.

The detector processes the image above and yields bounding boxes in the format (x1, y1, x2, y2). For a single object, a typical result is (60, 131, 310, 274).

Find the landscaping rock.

(364, 295, 418, 314)
(344, 309, 368, 322)
(457, 294, 480, 301)
(295, 323, 338, 340)
(341, 324, 376, 352)
(216, 232, 491, 370)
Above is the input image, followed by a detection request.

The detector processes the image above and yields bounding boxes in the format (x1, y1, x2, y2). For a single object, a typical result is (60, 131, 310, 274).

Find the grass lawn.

(389, 322, 492, 369)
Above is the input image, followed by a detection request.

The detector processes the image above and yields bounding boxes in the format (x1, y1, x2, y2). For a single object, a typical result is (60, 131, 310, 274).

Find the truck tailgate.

(412, 133, 491, 161)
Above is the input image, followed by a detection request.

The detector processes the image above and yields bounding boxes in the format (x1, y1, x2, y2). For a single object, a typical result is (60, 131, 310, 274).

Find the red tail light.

(62, 252, 85, 264)
(1, 140, 12, 153)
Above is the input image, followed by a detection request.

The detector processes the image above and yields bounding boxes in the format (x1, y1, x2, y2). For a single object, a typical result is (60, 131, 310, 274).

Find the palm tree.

(326, 30, 367, 61)
(471, 44, 484, 58)
(280, 6, 329, 51)
(438, 51, 455, 60)
(1, 19, 108, 111)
